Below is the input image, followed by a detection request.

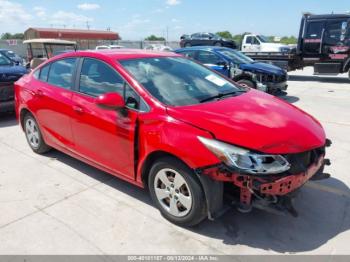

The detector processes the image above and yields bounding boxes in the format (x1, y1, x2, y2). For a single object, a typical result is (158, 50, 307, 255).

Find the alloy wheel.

(153, 168, 192, 217)
(25, 118, 40, 149)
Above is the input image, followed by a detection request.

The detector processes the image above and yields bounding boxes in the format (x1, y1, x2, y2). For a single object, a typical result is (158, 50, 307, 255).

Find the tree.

(1, 32, 24, 40)
(145, 35, 165, 41)
(216, 31, 233, 40)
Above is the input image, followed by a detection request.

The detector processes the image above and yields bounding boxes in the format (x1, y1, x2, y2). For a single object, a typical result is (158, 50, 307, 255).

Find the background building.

(24, 27, 120, 49)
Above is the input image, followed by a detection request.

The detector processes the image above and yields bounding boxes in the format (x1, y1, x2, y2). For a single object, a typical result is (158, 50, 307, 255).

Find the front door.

(303, 20, 326, 57)
(70, 57, 140, 179)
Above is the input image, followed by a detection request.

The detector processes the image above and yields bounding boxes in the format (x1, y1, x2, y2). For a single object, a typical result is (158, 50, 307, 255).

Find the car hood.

(239, 62, 285, 75)
(166, 90, 325, 154)
(0, 65, 27, 75)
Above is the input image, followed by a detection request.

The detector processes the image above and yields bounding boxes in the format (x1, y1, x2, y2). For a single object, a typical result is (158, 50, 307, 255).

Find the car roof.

(55, 49, 181, 60)
(176, 46, 232, 52)
(306, 13, 350, 20)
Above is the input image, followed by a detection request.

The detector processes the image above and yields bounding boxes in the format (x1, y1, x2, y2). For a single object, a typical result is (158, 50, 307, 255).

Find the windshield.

(257, 35, 270, 43)
(218, 49, 254, 64)
(0, 53, 12, 66)
(119, 57, 243, 106)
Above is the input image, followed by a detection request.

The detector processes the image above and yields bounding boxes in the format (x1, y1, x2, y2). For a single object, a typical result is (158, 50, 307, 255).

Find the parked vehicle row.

(14, 49, 331, 226)
(0, 52, 27, 113)
(175, 46, 288, 93)
(180, 14, 350, 78)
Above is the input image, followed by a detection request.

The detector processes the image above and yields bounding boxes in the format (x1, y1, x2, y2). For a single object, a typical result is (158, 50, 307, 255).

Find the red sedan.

(15, 49, 330, 226)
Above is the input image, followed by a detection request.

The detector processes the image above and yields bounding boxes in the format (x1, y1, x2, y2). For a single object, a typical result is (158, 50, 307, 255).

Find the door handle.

(73, 105, 84, 114)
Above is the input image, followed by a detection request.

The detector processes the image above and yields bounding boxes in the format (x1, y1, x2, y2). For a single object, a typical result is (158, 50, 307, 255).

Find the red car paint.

(15, 50, 326, 200)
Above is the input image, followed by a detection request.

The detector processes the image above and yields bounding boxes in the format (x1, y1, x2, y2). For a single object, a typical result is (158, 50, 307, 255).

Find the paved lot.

(0, 67, 349, 255)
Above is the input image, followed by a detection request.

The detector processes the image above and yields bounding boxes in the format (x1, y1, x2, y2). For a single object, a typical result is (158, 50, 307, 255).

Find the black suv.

(180, 32, 237, 49)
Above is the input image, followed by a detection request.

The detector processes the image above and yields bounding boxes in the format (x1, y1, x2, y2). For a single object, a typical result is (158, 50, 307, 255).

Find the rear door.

(70, 57, 144, 179)
(33, 58, 77, 148)
(190, 33, 202, 46)
(302, 20, 326, 57)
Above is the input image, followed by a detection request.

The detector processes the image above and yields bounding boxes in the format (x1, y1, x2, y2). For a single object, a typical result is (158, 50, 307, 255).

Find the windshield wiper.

(199, 90, 246, 103)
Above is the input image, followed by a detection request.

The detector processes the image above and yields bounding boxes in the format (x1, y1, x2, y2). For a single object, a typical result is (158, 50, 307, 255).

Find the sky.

(0, 0, 349, 40)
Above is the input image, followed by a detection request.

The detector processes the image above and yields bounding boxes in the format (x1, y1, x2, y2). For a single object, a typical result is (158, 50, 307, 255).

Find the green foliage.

(280, 36, 297, 45)
(216, 31, 233, 40)
(145, 35, 165, 41)
(0, 32, 24, 40)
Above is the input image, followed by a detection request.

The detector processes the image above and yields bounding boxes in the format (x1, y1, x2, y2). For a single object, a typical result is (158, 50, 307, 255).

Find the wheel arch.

(139, 150, 223, 220)
(19, 107, 33, 131)
(140, 150, 194, 188)
(343, 57, 350, 73)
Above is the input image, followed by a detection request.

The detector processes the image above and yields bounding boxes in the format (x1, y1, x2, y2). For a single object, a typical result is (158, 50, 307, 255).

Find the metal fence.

(0, 39, 181, 59)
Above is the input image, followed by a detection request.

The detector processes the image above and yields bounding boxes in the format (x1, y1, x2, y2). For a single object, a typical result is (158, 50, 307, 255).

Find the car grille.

(256, 73, 287, 84)
(283, 146, 325, 175)
(0, 82, 15, 102)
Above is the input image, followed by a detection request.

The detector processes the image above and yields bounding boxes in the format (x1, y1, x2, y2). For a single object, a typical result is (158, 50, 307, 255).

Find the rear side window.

(79, 58, 124, 97)
(47, 58, 77, 89)
(39, 64, 50, 82)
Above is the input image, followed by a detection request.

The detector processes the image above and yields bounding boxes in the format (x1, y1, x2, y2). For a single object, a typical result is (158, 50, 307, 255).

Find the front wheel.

(237, 79, 255, 88)
(148, 157, 207, 227)
(184, 42, 191, 48)
(214, 42, 222, 47)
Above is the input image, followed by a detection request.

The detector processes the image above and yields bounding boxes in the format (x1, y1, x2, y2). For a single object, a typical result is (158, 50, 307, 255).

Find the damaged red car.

(15, 50, 331, 226)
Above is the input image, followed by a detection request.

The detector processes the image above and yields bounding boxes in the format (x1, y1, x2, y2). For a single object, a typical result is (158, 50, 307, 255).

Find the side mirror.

(96, 92, 125, 110)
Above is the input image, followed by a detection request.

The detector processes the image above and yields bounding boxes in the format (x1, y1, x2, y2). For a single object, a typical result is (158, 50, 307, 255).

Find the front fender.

(136, 113, 220, 183)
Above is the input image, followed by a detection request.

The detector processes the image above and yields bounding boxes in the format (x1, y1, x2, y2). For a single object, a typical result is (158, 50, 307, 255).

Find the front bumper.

(266, 81, 288, 92)
(196, 151, 330, 217)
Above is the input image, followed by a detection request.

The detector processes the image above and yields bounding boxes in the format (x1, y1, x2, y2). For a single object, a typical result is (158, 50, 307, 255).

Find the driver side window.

(79, 58, 147, 111)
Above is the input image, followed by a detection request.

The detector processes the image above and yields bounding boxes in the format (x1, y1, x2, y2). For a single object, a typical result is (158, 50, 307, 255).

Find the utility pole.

(166, 26, 169, 43)
(86, 21, 90, 30)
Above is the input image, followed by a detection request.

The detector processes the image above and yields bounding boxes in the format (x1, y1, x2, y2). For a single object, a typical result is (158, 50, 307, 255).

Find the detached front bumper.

(196, 147, 331, 218)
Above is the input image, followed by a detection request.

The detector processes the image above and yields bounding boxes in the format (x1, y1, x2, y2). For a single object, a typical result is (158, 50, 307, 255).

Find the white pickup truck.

(241, 34, 292, 53)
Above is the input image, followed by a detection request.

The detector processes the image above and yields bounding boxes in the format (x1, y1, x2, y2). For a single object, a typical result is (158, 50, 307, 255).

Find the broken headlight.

(198, 137, 290, 174)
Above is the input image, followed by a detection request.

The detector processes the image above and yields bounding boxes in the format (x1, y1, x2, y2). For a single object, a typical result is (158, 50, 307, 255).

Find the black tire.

(148, 157, 207, 227)
(184, 42, 191, 48)
(214, 42, 223, 47)
(237, 79, 255, 88)
(23, 113, 51, 154)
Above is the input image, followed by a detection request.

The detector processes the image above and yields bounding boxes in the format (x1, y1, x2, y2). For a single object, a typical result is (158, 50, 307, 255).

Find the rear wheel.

(184, 42, 191, 48)
(148, 157, 207, 227)
(24, 114, 51, 154)
(237, 79, 255, 88)
(214, 42, 223, 47)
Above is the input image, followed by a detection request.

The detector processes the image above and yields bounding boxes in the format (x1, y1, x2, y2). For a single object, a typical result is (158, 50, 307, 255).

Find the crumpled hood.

(239, 62, 286, 75)
(166, 90, 325, 154)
